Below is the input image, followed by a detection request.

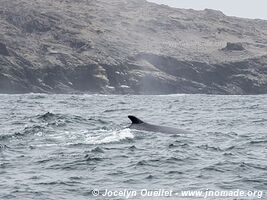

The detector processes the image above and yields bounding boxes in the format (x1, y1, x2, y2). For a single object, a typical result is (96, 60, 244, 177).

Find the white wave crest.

(84, 128, 134, 145)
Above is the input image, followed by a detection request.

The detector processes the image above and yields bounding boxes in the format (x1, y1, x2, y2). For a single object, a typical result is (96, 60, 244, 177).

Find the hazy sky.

(147, 0, 267, 20)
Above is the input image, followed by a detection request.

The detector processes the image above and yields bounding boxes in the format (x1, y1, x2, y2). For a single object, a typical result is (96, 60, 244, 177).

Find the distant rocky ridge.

(0, 0, 267, 94)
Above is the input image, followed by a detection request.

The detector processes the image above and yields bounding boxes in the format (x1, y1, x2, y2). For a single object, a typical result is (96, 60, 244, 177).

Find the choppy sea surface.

(0, 94, 266, 200)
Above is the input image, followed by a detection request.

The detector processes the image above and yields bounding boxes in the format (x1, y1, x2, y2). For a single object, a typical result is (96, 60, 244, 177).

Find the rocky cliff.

(1, 0, 267, 94)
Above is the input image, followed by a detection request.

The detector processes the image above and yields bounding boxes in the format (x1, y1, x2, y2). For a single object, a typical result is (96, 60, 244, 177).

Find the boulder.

(222, 42, 245, 51)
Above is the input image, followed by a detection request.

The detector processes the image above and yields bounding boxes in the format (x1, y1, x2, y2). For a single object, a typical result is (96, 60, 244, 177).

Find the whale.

(128, 115, 192, 134)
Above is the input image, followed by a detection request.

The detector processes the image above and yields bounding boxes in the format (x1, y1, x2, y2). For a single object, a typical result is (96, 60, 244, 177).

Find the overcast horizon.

(147, 0, 267, 20)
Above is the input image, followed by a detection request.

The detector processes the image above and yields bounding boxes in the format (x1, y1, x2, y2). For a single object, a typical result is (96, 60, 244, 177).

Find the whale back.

(128, 116, 144, 124)
(128, 115, 192, 135)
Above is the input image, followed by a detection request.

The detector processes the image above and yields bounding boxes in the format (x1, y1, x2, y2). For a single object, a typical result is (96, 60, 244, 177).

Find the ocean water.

(0, 94, 266, 200)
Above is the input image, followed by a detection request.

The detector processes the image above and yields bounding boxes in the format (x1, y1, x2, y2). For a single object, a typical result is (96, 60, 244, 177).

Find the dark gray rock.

(0, 42, 9, 56)
(222, 42, 245, 51)
(0, 0, 267, 94)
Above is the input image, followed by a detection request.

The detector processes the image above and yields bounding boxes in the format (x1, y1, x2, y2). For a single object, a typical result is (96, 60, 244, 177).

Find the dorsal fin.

(128, 116, 144, 124)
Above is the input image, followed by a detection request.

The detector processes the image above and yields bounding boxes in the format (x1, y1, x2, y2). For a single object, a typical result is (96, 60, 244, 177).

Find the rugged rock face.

(0, 0, 267, 94)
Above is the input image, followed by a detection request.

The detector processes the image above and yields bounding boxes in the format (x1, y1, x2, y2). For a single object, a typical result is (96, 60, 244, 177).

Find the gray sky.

(147, 0, 267, 20)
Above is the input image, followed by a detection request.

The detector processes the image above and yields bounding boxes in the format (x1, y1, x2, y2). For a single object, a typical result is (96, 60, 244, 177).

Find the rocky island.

(0, 0, 267, 94)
